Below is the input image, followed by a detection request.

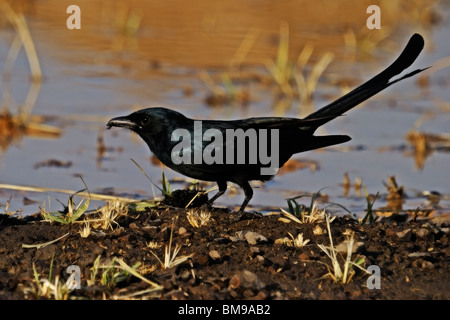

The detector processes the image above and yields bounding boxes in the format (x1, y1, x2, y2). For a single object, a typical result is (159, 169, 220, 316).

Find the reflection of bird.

(107, 34, 426, 212)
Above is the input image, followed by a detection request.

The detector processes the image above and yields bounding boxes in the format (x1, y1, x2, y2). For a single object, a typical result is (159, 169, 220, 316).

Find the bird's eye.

(140, 116, 150, 127)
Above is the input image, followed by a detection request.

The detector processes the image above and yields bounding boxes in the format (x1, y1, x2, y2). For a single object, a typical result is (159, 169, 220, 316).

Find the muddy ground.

(0, 189, 449, 301)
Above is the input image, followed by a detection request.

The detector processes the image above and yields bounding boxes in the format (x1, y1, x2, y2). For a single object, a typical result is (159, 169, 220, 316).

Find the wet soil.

(0, 190, 449, 300)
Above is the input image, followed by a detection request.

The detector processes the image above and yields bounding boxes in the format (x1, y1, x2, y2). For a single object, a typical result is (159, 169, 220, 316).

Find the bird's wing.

(232, 115, 336, 130)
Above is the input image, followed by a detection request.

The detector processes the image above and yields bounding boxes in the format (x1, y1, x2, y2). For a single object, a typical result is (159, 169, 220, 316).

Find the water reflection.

(405, 130, 450, 170)
(0, 1, 61, 151)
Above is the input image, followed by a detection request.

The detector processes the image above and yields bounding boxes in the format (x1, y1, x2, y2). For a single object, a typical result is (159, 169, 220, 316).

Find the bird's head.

(107, 107, 187, 137)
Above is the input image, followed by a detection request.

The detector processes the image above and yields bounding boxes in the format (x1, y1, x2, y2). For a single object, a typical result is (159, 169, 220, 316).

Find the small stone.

(396, 228, 412, 241)
(421, 261, 434, 269)
(229, 274, 241, 289)
(180, 270, 191, 281)
(244, 231, 268, 245)
(411, 259, 422, 268)
(229, 235, 240, 242)
(209, 250, 221, 260)
(415, 228, 431, 239)
(229, 270, 264, 290)
(178, 227, 187, 235)
(274, 237, 290, 245)
(430, 216, 450, 228)
(234, 230, 268, 245)
(249, 246, 260, 257)
(298, 252, 309, 261)
(255, 255, 265, 263)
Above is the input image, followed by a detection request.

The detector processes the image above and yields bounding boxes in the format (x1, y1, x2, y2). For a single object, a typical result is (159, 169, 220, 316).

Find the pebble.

(430, 216, 450, 228)
(255, 255, 265, 263)
(232, 230, 268, 245)
(396, 228, 412, 241)
(415, 228, 431, 239)
(249, 246, 260, 257)
(298, 252, 309, 261)
(411, 259, 434, 269)
(245, 231, 268, 245)
(420, 261, 434, 269)
(229, 270, 264, 290)
(209, 250, 221, 260)
(180, 270, 191, 281)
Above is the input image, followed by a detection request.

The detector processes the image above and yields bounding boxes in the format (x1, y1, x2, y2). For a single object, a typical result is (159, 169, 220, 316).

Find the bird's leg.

(237, 181, 253, 212)
(206, 180, 227, 207)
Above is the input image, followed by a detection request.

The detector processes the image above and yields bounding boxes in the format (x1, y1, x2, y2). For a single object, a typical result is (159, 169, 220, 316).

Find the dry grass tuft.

(186, 208, 212, 228)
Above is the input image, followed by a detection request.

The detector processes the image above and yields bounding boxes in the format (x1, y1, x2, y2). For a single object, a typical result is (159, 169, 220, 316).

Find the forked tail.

(305, 33, 427, 127)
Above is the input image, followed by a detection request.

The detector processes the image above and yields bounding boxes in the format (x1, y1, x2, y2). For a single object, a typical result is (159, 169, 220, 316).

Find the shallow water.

(0, 0, 449, 217)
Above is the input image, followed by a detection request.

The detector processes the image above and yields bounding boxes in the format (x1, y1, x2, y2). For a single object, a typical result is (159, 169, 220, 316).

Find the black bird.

(107, 34, 426, 212)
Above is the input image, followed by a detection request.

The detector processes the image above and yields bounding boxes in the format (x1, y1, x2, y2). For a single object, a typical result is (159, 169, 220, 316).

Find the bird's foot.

(232, 210, 262, 221)
(199, 203, 213, 212)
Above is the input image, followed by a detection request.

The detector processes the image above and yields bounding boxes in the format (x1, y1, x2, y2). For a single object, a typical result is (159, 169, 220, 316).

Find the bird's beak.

(106, 116, 139, 130)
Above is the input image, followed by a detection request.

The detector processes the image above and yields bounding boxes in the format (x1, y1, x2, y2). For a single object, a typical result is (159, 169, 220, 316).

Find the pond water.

(0, 0, 449, 217)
